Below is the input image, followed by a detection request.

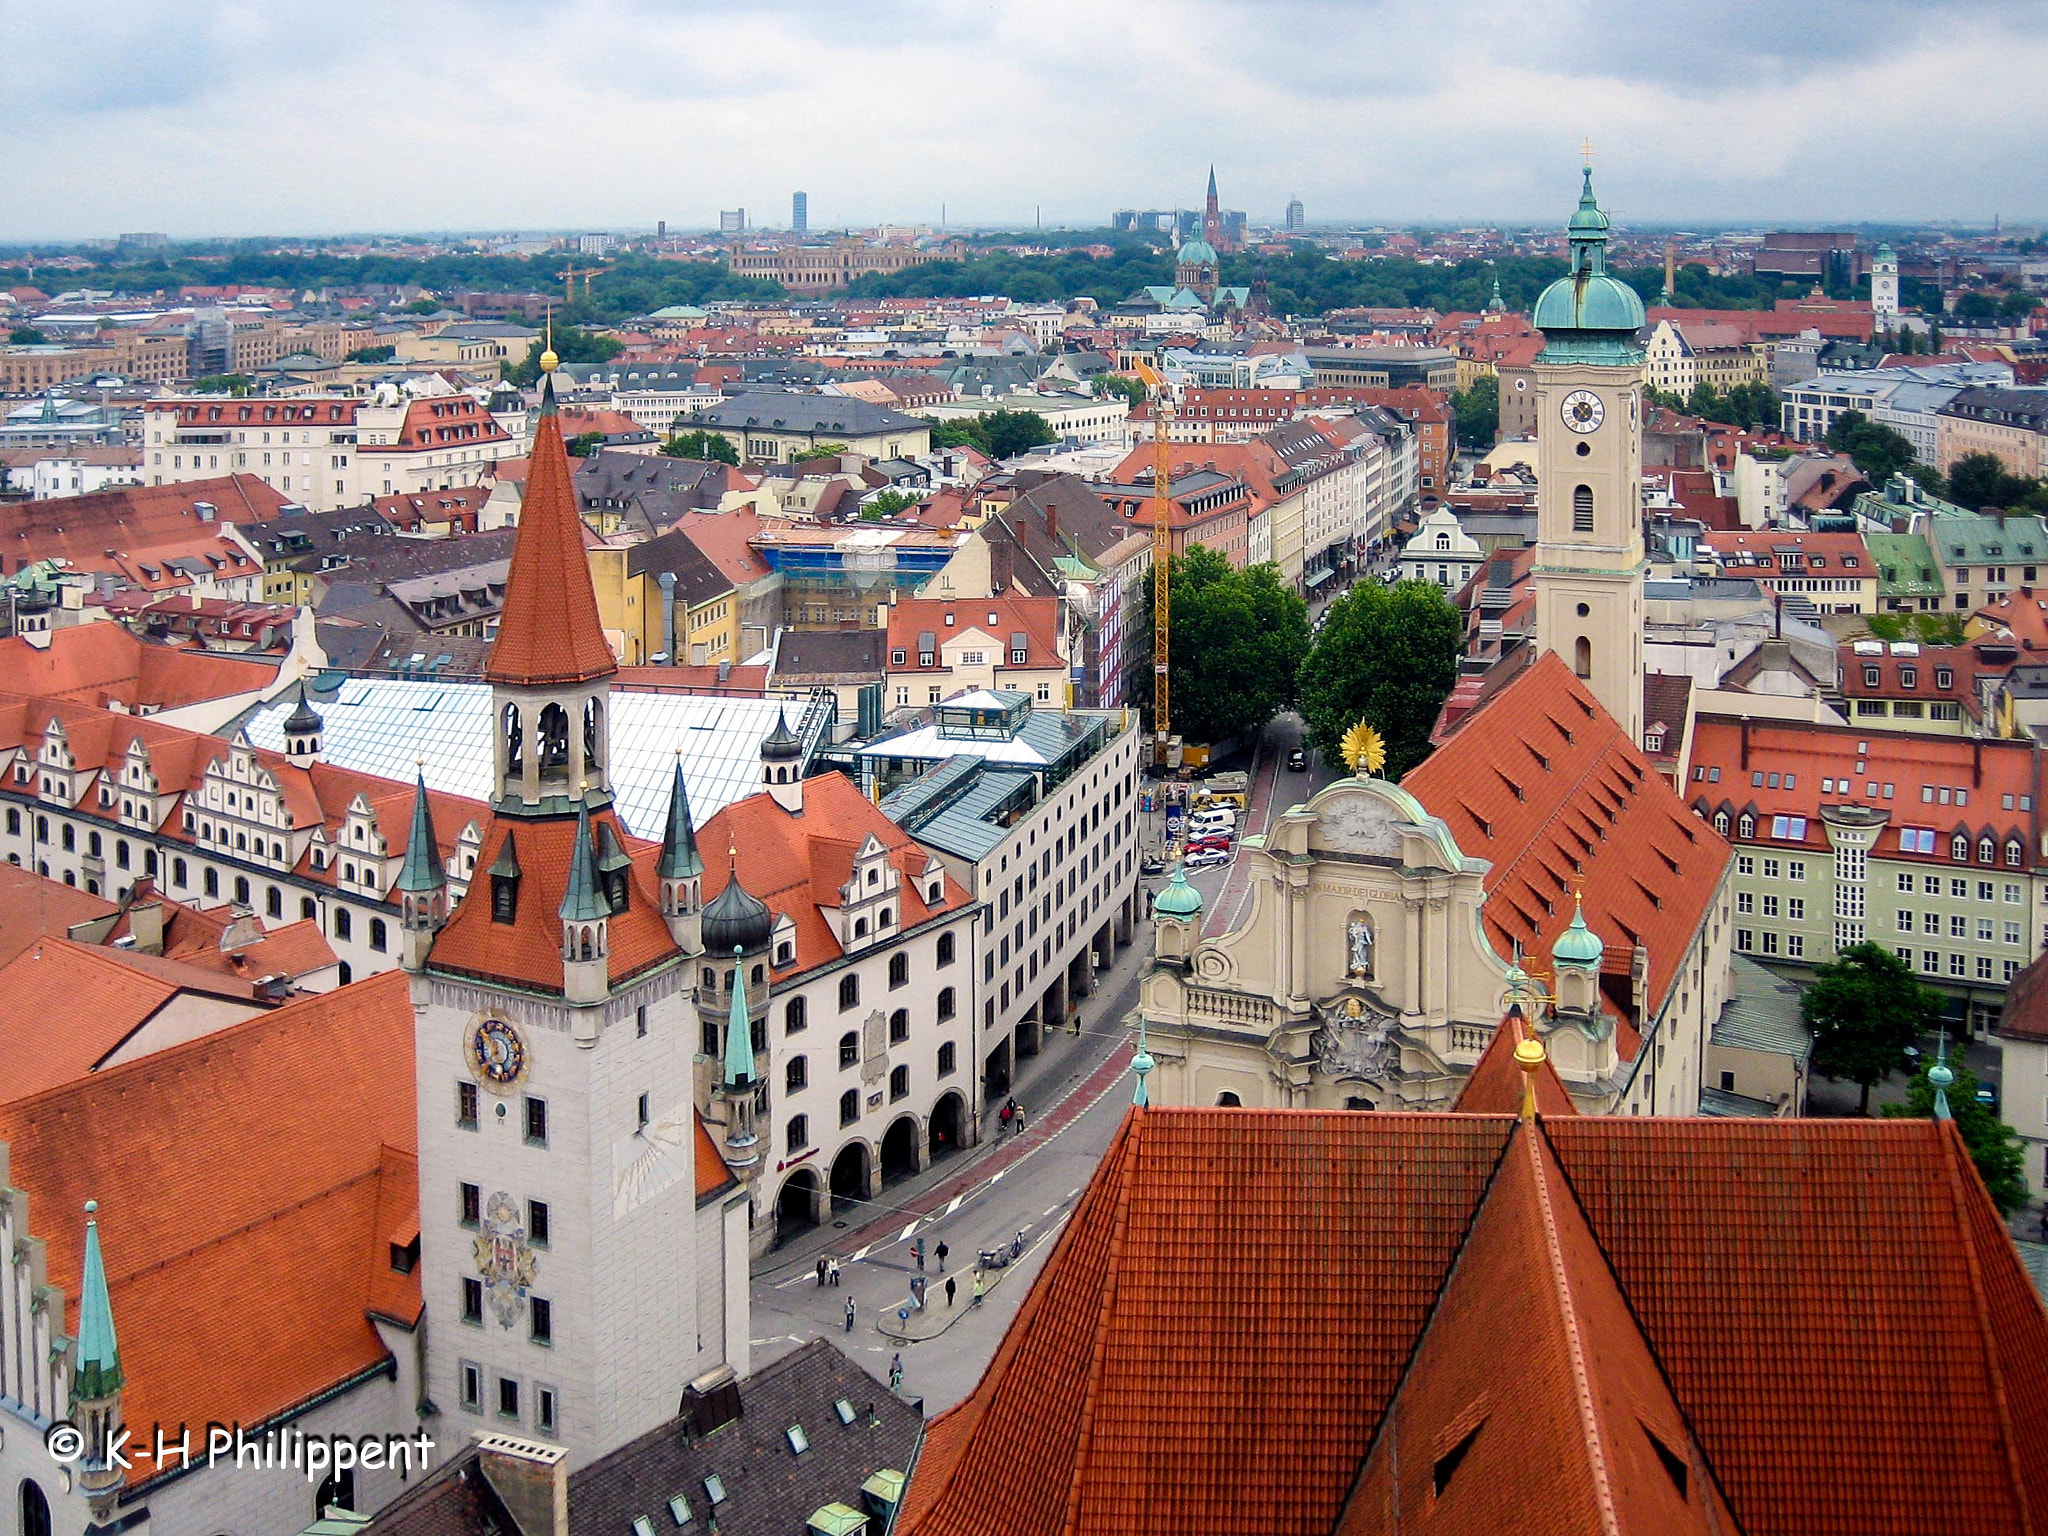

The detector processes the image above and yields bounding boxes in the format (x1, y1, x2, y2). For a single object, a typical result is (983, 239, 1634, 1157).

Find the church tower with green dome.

(1530, 162, 1647, 743)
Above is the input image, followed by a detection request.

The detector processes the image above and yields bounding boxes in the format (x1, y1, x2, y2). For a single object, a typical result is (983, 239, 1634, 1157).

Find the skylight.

(788, 1425, 810, 1455)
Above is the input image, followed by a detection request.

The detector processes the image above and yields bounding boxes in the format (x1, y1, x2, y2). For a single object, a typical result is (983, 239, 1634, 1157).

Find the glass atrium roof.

(242, 679, 823, 839)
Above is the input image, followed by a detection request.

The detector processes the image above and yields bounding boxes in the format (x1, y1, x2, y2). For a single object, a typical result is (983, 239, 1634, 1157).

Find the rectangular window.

(1788, 898, 1804, 921)
(1979, 919, 1996, 943)
(462, 1277, 483, 1324)
(1761, 931, 1780, 955)
(1738, 891, 1755, 914)
(498, 1377, 520, 1420)
(1787, 934, 1805, 958)
(1762, 895, 1780, 918)
(1737, 855, 1755, 876)
(461, 1181, 481, 1226)
(1921, 950, 1941, 974)
(1950, 952, 1969, 977)
(1762, 858, 1780, 879)
(1923, 912, 1940, 934)
(537, 1386, 558, 1436)
(1951, 915, 1968, 938)
(1979, 955, 1995, 980)
(461, 1362, 482, 1411)
(529, 1199, 550, 1247)
(1952, 878, 1969, 899)
(525, 1096, 548, 1146)
(1736, 928, 1754, 953)
(2007, 884, 2024, 904)
(531, 1297, 553, 1345)
(457, 1080, 479, 1129)
(2007, 922, 2024, 946)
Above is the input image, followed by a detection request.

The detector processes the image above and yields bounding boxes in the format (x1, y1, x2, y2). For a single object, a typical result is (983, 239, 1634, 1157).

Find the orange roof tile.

(0, 862, 117, 964)
(0, 972, 418, 1483)
(1404, 653, 1730, 1028)
(0, 624, 277, 712)
(484, 400, 619, 688)
(885, 594, 1063, 673)
(1452, 1005, 1577, 1116)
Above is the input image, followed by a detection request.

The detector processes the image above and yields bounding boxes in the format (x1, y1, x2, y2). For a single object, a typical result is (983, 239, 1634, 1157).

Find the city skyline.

(3, 0, 2045, 242)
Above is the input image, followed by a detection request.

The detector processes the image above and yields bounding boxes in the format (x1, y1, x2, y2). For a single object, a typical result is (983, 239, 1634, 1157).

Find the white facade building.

(1397, 505, 1483, 591)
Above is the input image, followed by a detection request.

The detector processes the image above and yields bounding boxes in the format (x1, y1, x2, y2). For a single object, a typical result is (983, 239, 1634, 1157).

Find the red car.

(1185, 833, 1233, 855)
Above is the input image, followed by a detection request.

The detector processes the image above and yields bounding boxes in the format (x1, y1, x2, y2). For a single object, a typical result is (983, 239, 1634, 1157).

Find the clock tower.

(1530, 163, 1647, 743)
(408, 352, 743, 1471)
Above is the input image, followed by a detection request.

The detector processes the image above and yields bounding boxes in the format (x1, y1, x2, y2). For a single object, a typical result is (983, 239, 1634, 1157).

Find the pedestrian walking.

(972, 1273, 985, 1306)
(889, 1354, 904, 1392)
(999, 1100, 1014, 1135)
(844, 1297, 856, 1332)
(1014, 1100, 1028, 1131)
(912, 1238, 925, 1272)
(816, 1256, 828, 1287)
(945, 1275, 957, 1307)
(935, 1240, 949, 1273)
(828, 1257, 842, 1287)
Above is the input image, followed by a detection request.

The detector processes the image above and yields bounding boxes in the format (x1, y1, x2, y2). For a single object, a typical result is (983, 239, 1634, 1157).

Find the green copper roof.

(488, 828, 521, 880)
(395, 773, 446, 894)
(557, 802, 610, 924)
(1132, 1019, 1154, 1107)
(1930, 1034, 1954, 1121)
(657, 756, 703, 880)
(73, 1201, 121, 1403)
(1552, 893, 1603, 969)
(1153, 862, 1203, 918)
(1534, 165, 1646, 362)
(283, 679, 323, 736)
(1177, 239, 1219, 267)
(723, 947, 756, 1088)
(807, 1504, 867, 1536)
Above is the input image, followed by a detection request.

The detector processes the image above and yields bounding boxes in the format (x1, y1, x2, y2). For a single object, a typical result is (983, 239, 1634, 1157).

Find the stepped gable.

(0, 971, 418, 1485)
(1403, 652, 1729, 1034)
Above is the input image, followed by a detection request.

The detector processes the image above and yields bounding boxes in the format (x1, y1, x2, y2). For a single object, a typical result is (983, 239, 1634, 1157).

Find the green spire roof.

(73, 1200, 121, 1403)
(1153, 862, 1203, 918)
(1929, 1034, 1954, 1121)
(557, 802, 610, 924)
(488, 828, 521, 880)
(1132, 1018, 1154, 1107)
(1532, 164, 1645, 363)
(657, 756, 703, 880)
(1551, 892, 1603, 969)
(723, 947, 756, 1088)
(1177, 238, 1219, 267)
(395, 772, 446, 894)
(283, 679, 323, 736)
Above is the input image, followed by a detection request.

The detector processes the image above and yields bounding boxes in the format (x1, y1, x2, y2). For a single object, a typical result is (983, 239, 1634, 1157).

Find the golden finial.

(540, 311, 559, 375)
(1340, 720, 1387, 777)
(1514, 1035, 1548, 1122)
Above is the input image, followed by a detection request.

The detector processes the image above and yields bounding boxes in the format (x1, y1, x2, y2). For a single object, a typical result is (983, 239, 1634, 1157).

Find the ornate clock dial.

(1561, 389, 1605, 434)
(469, 1015, 527, 1090)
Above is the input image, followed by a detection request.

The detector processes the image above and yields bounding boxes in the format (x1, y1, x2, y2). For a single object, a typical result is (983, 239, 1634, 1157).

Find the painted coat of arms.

(474, 1190, 537, 1328)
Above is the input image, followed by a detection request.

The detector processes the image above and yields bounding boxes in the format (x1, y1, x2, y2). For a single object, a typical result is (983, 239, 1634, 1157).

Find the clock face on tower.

(1560, 390, 1606, 434)
(469, 1014, 528, 1091)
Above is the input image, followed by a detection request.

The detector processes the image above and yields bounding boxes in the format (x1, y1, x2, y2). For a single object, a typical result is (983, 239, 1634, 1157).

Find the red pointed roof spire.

(484, 365, 618, 688)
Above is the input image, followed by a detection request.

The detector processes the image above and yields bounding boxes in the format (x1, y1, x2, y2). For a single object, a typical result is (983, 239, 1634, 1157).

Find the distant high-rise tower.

(1203, 166, 1224, 251)
(719, 208, 746, 235)
(1285, 197, 1305, 231)
(1871, 243, 1900, 327)
(792, 192, 808, 234)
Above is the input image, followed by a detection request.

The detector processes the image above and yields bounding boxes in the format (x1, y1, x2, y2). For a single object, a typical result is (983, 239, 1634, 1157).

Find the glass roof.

(242, 679, 822, 840)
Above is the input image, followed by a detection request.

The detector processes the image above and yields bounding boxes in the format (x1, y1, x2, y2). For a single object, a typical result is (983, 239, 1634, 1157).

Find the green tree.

(661, 429, 740, 465)
(924, 415, 989, 452)
(792, 442, 851, 462)
(565, 431, 605, 458)
(1296, 579, 1462, 780)
(404, 297, 442, 315)
(346, 344, 396, 363)
(1824, 410, 1918, 487)
(860, 488, 920, 520)
(1803, 942, 1943, 1115)
(1450, 374, 1498, 451)
(1139, 546, 1308, 746)
(981, 408, 1057, 460)
(1094, 373, 1147, 408)
(191, 373, 254, 396)
(8, 327, 47, 345)
(1947, 451, 2036, 512)
(507, 327, 622, 385)
(1883, 1055, 2029, 1214)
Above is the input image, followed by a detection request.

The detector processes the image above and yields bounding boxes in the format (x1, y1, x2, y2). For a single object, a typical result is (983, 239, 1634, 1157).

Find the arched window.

(1952, 833, 1969, 861)
(937, 986, 956, 1021)
(838, 1031, 858, 1068)
(751, 963, 764, 986)
(786, 1114, 809, 1153)
(938, 1042, 956, 1076)
(369, 917, 388, 952)
(840, 1087, 860, 1125)
(889, 952, 909, 989)
(315, 1469, 357, 1517)
(889, 1008, 909, 1044)
(172, 856, 187, 887)
(1574, 635, 1592, 679)
(785, 996, 807, 1033)
(115, 840, 129, 869)
(1572, 484, 1594, 533)
(775, 940, 793, 965)
(879, 907, 893, 927)
(144, 850, 157, 877)
(302, 896, 317, 921)
(333, 907, 351, 941)
(502, 703, 524, 776)
(61, 825, 73, 852)
(267, 886, 283, 919)
(234, 875, 250, 905)
(87, 830, 101, 857)
(786, 1056, 808, 1093)
(839, 974, 859, 1010)
(537, 703, 569, 771)
(2008, 838, 2024, 868)
(889, 1064, 909, 1101)
(583, 697, 602, 772)
(1216, 1091, 1242, 1107)
(854, 917, 869, 938)
(22, 1480, 54, 1536)
(936, 932, 955, 967)
(3, 809, 15, 835)
(1737, 813, 1755, 839)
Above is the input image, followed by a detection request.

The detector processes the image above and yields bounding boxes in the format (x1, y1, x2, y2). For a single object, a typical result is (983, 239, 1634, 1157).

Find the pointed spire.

(1929, 1030, 1954, 1121)
(395, 771, 445, 894)
(558, 800, 610, 924)
(658, 754, 703, 880)
(485, 334, 616, 689)
(1206, 165, 1218, 202)
(1132, 1017, 1154, 1107)
(723, 946, 756, 1088)
(73, 1200, 121, 1402)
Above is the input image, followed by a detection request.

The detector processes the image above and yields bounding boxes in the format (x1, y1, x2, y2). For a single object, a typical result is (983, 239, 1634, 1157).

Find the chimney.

(476, 1436, 568, 1536)
(1044, 501, 1058, 542)
(989, 537, 1014, 596)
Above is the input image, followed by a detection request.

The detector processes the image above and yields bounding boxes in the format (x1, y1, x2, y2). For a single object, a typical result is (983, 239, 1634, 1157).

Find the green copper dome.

(1533, 166, 1645, 365)
(1552, 893, 1604, 969)
(1153, 862, 1204, 918)
(1177, 238, 1219, 267)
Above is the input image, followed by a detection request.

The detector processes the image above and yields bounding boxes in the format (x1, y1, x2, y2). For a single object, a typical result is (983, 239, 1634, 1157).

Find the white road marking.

(990, 1169, 1007, 1183)
(897, 1220, 917, 1242)
(850, 1244, 871, 1262)
(944, 1194, 964, 1216)
(1042, 1205, 1061, 1217)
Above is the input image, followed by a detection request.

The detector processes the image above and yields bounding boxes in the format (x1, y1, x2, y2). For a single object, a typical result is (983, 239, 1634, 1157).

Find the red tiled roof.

(1453, 1006, 1576, 1116)
(484, 399, 620, 687)
(0, 861, 117, 964)
(0, 624, 277, 712)
(1405, 653, 1731, 1026)
(885, 594, 1063, 673)
(0, 475, 287, 577)
(371, 394, 513, 455)
(0, 971, 419, 1484)
(1974, 589, 2048, 653)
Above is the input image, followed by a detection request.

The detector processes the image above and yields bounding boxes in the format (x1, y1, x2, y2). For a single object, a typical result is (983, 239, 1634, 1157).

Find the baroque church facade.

(1141, 169, 1734, 1117)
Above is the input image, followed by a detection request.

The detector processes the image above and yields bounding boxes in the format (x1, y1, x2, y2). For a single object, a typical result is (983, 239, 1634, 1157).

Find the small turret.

(396, 771, 447, 972)
(1551, 891, 1604, 1018)
(1152, 861, 1203, 966)
(282, 680, 324, 766)
(719, 945, 761, 1167)
(72, 1200, 125, 1520)
(558, 800, 611, 1012)
(761, 709, 804, 812)
(658, 754, 704, 951)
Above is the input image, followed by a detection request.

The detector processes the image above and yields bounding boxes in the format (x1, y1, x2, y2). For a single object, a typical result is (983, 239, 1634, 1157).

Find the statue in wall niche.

(1347, 916, 1375, 980)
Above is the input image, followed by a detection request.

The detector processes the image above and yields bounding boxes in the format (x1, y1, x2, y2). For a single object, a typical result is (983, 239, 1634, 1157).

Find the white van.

(1188, 807, 1237, 838)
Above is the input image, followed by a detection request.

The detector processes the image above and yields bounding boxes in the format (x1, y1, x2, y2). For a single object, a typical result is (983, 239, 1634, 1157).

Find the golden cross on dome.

(1580, 136, 1595, 168)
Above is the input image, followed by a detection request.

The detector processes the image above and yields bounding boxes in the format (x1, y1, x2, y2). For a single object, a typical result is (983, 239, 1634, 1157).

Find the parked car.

(1184, 846, 1232, 870)
(1140, 855, 1165, 876)
(1287, 748, 1308, 772)
(1185, 834, 1233, 854)
(1977, 1083, 2000, 1114)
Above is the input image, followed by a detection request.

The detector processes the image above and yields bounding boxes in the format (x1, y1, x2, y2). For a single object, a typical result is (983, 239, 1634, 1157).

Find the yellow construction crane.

(1134, 361, 1175, 769)
(555, 265, 604, 302)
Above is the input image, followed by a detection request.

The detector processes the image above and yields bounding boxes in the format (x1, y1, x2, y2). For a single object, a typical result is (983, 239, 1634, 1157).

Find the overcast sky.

(4, 0, 2042, 242)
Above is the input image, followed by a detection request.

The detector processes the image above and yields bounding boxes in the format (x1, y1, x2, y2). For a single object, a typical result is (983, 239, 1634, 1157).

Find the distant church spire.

(1203, 165, 1223, 251)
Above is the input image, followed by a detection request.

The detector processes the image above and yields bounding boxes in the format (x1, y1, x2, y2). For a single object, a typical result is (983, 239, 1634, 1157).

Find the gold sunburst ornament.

(1340, 720, 1387, 776)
